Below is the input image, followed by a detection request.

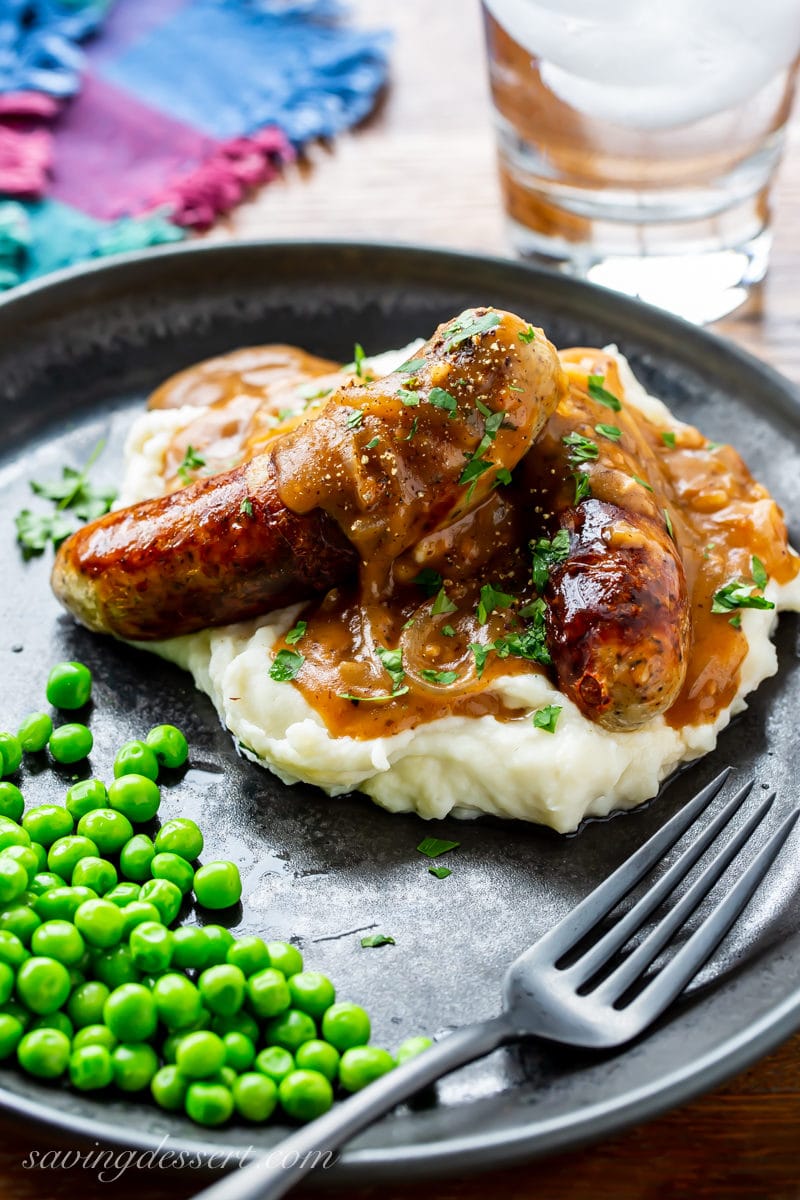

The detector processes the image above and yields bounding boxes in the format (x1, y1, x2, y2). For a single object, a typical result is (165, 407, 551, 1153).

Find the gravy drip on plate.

(150, 343, 799, 738)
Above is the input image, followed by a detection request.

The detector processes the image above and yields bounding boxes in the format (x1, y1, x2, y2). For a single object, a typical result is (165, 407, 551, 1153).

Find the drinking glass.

(482, 0, 800, 322)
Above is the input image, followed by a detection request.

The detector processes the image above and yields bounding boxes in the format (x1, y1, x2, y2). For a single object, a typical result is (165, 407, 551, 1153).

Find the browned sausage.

(523, 352, 691, 731)
(52, 308, 567, 641)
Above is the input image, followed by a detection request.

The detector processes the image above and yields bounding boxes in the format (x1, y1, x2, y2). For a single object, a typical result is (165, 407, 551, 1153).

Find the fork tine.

(537, 768, 732, 960)
(589, 790, 774, 1004)
(566, 778, 754, 988)
(627, 805, 800, 1027)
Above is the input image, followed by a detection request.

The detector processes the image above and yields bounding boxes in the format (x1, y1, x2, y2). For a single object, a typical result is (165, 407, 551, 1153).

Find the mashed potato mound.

(119, 348, 800, 833)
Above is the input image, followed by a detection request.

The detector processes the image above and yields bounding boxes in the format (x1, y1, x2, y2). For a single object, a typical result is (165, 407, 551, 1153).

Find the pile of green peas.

(0, 661, 429, 1127)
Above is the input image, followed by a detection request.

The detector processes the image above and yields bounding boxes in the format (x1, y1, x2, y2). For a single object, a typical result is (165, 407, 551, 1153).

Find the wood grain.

(4, 2, 800, 1198)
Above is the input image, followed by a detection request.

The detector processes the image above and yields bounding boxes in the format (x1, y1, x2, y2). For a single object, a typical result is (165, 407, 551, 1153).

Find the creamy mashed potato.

(118, 348, 800, 833)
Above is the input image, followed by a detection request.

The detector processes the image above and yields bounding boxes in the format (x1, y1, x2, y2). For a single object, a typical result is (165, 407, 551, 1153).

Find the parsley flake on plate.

(420, 668, 459, 686)
(518, 325, 536, 344)
(444, 312, 501, 350)
(587, 374, 622, 412)
(376, 645, 405, 691)
(285, 620, 307, 646)
(269, 649, 305, 683)
(178, 445, 206, 484)
(533, 704, 562, 733)
(428, 387, 458, 417)
(711, 581, 775, 614)
(595, 423, 622, 442)
(412, 568, 443, 596)
(345, 410, 364, 431)
(361, 934, 395, 948)
(531, 528, 570, 593)
(353, 342, 367, 378)
(661, 431, 677, 448)
(563, 432, 599, 463)
(431, 587, 458, 616)
(751, 556, 768, 590)
(573, 470, 592, 504)
(398, 357, 426, 375)
(477, 582, 513, 624)
(239, 498, 254, 518)
(15, 510, 74, 560)
(417, 837, 459, 858)
(631, 473, 654, 493)
(428, 866, 452, 879)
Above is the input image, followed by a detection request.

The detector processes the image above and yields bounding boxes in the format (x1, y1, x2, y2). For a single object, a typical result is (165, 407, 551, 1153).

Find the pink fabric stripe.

(0, 93, 61, 119)
(0, 125, 52, 196)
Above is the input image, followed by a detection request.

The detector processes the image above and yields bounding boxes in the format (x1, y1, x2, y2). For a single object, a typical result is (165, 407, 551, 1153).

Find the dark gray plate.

(0, 242, 798, 1183)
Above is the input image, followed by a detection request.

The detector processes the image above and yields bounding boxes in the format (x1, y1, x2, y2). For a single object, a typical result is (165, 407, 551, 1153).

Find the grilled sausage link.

(52, 308, 567, 641)
(524, 352, 691, 731)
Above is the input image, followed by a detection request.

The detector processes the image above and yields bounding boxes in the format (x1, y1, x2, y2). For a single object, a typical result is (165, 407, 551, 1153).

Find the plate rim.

(0, 238, 798, 1182)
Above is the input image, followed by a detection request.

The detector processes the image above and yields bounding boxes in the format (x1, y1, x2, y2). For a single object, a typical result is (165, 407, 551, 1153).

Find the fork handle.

(191, 1013, 516, 1200)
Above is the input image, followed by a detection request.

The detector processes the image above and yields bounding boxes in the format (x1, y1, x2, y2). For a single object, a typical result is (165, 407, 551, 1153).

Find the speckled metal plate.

(0, 243, 797, 1184)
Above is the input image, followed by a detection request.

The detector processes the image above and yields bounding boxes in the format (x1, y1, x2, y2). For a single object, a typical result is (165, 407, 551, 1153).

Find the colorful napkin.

(0, 0, 388, 288)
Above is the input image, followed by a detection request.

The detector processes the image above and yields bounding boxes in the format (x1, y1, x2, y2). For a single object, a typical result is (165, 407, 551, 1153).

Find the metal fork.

(194, 769, 798, 1200)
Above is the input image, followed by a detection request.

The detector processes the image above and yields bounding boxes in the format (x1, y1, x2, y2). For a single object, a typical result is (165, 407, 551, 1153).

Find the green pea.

(17, 1027, 70, 1078)
(265, 941, 303, 978)
(76, 809, 132, 856)
(172, 926, 210, 971)
(104, 983, 157, 1042)
(339, 1046, 395, 1092)
(91, 943, 139, 989)
(34, 885, 97, 922)
(0, 818, 31, 852)
(65, 779, 108, 820)
(248, 968, 290, 1020)
(74, 899, 124, 948)
(67, 980, 110, 1029)
(226, 936, 269, 977)
(287, 971, 335, 1019)
(154, 817, 203, 862)
(0, 1000, 30, 1029)
(146, 725, 189, 770)
(0, 783, 24, 823)
(0, 904, 40, 944)
(244, 1034, 285, 1083)
(31, 919, 85, 966)
(150, 852, 194, 895)
(264, 1008, 316, 1053)
(295, 1039, 340, 1082)
(119, 901, 161, 938)
(72, 1023, 117, 1052)
(16, 955, 71, 1014)
(176, 1030, 226, 1080)
(211, 1010, 260, 1044)
(197, 963, 246, 1016)
(0, 855, 29, 905)
(278, 1069, 333, 1120)
(111, 1042, 159, 1091)
(69, 1043, 113, 1091)
(108, 775, 160, 824)
(104, 882, 141, 908)
(201, 925, 235, 966)
(46, 661, 92, 710)
(151, 1063, 188, 1112)
(138, 878, 182, 925)
(0, 930, 28, 967)
(47, 835, 99, 881)
(113, 739, 159, 782)
(152, 972, 202, 1032)
(119, 834, 156, 883)
(129, 921, 174, 973)
(221, 1031, 255, 1072)
(29, 842, 47, 872)
(30, 1011, 74, 1039)
(185, 1081, 233, 1127)
(71, 856, 117, 895)
(49, 723, 93, 764)
(2, 845, 39, 881)
(17, 712, 53, 754)
(194, 861, 241, 910)
(22, 805, 74, 849)
(321, 1002, 370, 1051)
(0, 734, 23, 777)
(395, 1035, 434, 1064)
(0, 962, 12, 1006)
(0, 1013, 23, 1059)
(232, 1071, 276, 1122)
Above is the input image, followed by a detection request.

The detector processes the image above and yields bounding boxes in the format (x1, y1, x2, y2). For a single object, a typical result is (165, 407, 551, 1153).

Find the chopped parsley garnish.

(404, 417, 418, 441)
(429, 866, 452, 879)
(495, 597, 551, 666)
(533, 704, 562, 733)
(595, 423, 622, 442)
(664, 508, 674, 539)
(296, 383, 333, 404)
(345, 410, 364, 430)
(398, 357, 426, 375)
(518, 325, 536, 344)
(508, 384, 524, 393)
(15, 510, 74, 559)
(361, 934, 395, 948)
(276, 407, 294, 423)
(269, 649, 305, 682)
(631, 473, 654, 492)
(531, 528, 570, 592)
(431, 587, 458, 616)
(573, 470, 592, 504)
(472, 400, 505, 458)
(402, 617, 416, 630)
(444, 311, 501, 350)
(376, 645, 405, 691)
(17, 440, 117, 557)
(239, 498, 254, 518)
(441, 624, 456, 638)
(477, 582, 513, 624)
(365, 436, 380, 450)
(587, 374, 622, 412)
(707, 441, 722, 451)
(711, 581, 775, 614)
(397, 389, 420, 406)
(459, 456, 493, 501)
(417, 837, 459, 858)
(178, 445, 206, 484)
(729, 614, 742, 629)
(751, 556, 768, 590)
(420, 668, 459, 685)
(285, 620, 307, 646)
(661, 431, 677, 448)
(563, 432, 599, 463)
(469, 642, 493, 678)
(353, 342, 366, 378)
(494, 467, 513, 488)
(413, 568, 443, 596)
(428, 387, 458, 417)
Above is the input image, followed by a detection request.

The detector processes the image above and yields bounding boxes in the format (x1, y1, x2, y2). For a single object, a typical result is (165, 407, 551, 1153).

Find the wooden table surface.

(6, 2, 800, 1198)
